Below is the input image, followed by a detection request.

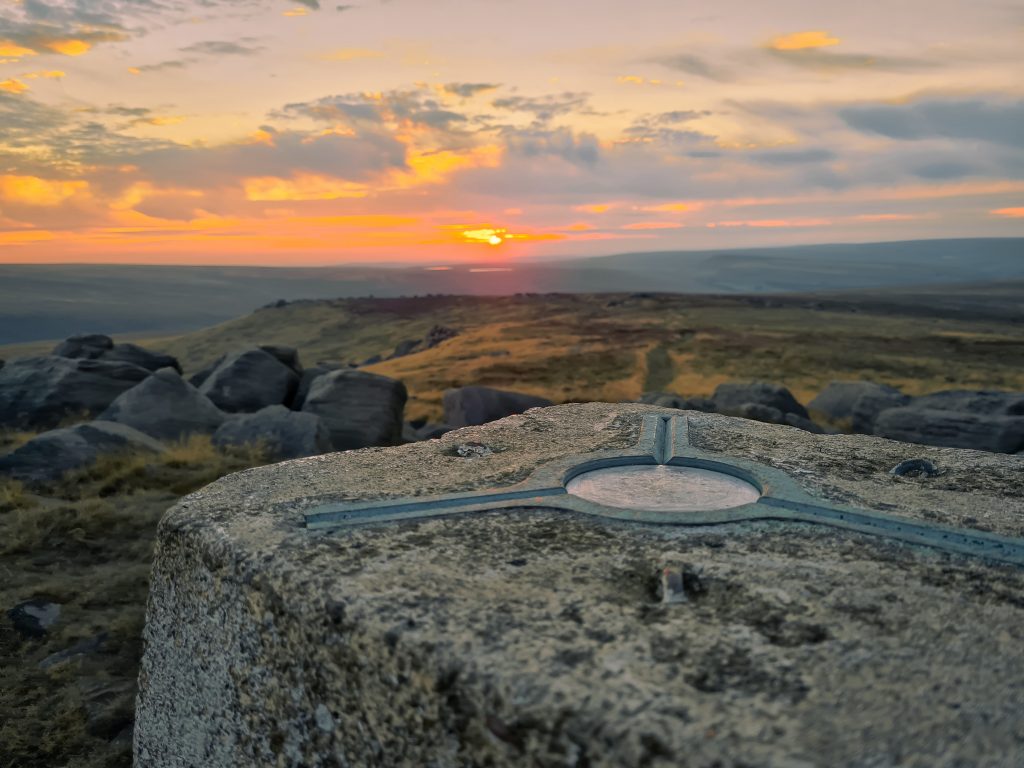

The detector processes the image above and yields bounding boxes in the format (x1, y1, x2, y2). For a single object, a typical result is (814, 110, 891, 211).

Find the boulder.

(291, 363, 346, 410)
(0, 356, 151, 429)
(101, 343, 181, 374)
(389, 339, 421, 359)
(784, 413, 825, 434)
(213, 406, 331, 460)
(873, 408, 1024, 454)
(809, 381, 906, 422)
(443, 385, 553, 427)
(52, 333, 113, 359)
(258, 345, 303, 376)
(198, 349, 299, 413)
(906, 390, 1024, 416)
(188, 355, 224, 388)
(851, 389, 912, 434)
(734, 403, 785, 424)
(638, 392, 715, 412)
(424, 324, 458, 348)
(712, 381, 809, 420)
(99, 368, 225, 441)
(0, 420, 165, 486)
(7, 600, 61, 638)
(302, 370, 407, 450)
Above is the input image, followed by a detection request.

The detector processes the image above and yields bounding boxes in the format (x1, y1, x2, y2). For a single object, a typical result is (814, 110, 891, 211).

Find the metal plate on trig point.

(304, 413, 1024, 568)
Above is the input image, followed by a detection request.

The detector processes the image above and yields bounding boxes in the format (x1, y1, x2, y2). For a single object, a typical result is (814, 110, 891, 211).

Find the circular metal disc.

(565, 464, 760, 512)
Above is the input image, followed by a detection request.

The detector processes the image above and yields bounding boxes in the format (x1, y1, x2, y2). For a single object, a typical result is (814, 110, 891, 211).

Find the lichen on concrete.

(135, 403, 1024, 767)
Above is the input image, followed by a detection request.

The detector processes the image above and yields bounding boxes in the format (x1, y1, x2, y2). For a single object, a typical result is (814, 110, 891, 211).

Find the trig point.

(135, 403, 1024, 767)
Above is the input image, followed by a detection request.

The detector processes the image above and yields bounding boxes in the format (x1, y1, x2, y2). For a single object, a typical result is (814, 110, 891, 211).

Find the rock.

(7, 600, 60, 638)
(291, 363, 346, 410)
(198, 349, 299, 413)
(359, 354, 383, 367)
(809, 381, 906, 422)
(0, 356, 151, 429)
(443, 385, 553, 427)
(851, 389, 912, 434)
(39, 632, 108, 670)
(136, 403, 1024, 768)
(0, 421, 165, 486)
(784, 413, 825, 434)
(873, 408, 1024, 454)
(213, 406, 331, 460)
(78, 678, 136, 739)
(906, 390, 1024, 416)
(713, 381, 809, 420)
(389, 339, 421, 359)
(301, 370, 407, 450)
(638, 392, 715, 412)
(52, 333, 113, 359)
(424, 324, 458, 348)
(258, 345, 302, 376)
(99, 368, 225, 441)
(416, 423, 452, 440)
(734, 403, 785, 424)
(101, 343, 182, 374)
(188, 355, 224, 388)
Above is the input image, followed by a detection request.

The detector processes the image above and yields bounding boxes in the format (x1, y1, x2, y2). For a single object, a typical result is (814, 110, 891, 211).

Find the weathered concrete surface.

(136, 403, 1024, 768)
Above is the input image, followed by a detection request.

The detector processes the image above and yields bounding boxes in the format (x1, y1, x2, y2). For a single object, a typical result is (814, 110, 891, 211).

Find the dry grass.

(0, 438, 268, 768)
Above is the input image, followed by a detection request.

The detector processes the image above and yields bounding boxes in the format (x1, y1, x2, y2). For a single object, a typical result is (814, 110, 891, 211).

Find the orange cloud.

(622, 221, 684, 230)
(574, 203, 615, 214)
(0, 78, 28, 94)
(243, 174, 369, 201)
(387, 144, 502, 188)
(991, 207, 1024, 218)
(770, 31, 841, 51)
(0, 175, 89, 205)
(0, 42, 37, 58)
(46, 39, 92, 56)
(641, 201, 703, 213)
(0, 229, 56, 246)
(283, 7, 309, 16)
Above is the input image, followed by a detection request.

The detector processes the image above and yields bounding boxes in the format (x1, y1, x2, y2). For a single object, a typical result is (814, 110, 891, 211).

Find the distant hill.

(1, 238, 1021, 344)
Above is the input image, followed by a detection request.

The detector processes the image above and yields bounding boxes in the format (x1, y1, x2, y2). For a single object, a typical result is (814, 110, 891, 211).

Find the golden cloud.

(0, 78, 28, 93)
(991, 207, 1024, 218)
(770, 31, 840, 51)
(0, 42, 37, 58)
(0, 175, 89, 205)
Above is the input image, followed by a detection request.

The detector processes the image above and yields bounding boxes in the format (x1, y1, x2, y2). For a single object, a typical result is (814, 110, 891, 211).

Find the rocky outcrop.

(213, 406, 331, 460)
(301, 370, 407, 450)
(712, 381, 809, 420)
(810, 381, 908, 423)
(292, 363, 348, 410)
(52, 333, 114, 359)
(0, 356, 151, 429)
(99, 368, 225, 441)
(443, 385, 553, 427)
(0, 420, 164, 485)
(905, 390, 1024, 416)
(198, 349, 299, 413)
(258, 345, 303, 377)
(873, 408, 1024, 454)
(52, 334, 180, 373)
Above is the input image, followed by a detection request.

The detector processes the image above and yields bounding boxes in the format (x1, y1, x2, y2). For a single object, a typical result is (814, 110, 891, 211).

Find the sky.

(0, 0, 1022, 265)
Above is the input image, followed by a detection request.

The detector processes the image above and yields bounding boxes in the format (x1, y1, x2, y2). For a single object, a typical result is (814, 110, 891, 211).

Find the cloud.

(840, 98, 1024, 147)
(294, 0, 321, 8)
(767, 48, 933, 72)
(652, 53, 732, 82)
(503, 127, 601, 166)
(276, 89, 472, 133)
(0, 78, 28, 94)
(181, 40, 265, 56)
(130, 59, 191, 73)
(491, 92, 590, 123)
(443, 82, 500, 99)
(749, 148, 836, 165)
(769, 31, 840, 51)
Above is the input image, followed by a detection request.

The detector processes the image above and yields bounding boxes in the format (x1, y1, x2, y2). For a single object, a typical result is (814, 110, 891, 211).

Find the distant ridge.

(1, 238, 1021, 344)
